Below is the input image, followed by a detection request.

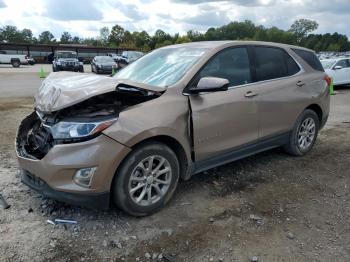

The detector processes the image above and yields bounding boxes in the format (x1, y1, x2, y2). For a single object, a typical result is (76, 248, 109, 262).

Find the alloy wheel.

(297, 117, 316, 150)
(128, 155, 172, 206)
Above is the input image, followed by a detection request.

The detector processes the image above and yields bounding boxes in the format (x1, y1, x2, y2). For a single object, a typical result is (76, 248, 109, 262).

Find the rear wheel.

(11, 59, 20, 68)
(284, 109, 320, 156)
(112, 142, 179, 216)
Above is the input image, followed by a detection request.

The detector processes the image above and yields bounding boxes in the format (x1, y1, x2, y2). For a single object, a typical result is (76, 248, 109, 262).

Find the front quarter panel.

(103, 90, 192, 161)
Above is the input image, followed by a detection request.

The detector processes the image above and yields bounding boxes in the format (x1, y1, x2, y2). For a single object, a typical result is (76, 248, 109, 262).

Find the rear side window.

(254, 47, 289, 81)
(285, 53, 301, 75)
(292, 49, 324, 72)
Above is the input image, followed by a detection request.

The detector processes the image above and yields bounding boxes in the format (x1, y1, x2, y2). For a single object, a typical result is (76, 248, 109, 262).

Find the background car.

(118, 51, 144, 68)
(91, 56, 118, 74)
(27, 56, 36, 65)
(321, 58, 350, 85)
(52, 51, 84, 72)
(0, 50, 29, 67)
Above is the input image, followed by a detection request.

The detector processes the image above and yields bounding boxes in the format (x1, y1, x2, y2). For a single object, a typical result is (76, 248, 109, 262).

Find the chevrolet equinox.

(16, 41, 330, 216)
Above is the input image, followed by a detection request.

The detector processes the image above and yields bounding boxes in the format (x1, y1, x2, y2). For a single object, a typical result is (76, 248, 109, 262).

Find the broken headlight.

(50, 119, 116, 140)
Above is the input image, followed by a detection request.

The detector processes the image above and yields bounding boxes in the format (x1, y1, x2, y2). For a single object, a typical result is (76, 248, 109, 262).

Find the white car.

(321, 58, 350, 85)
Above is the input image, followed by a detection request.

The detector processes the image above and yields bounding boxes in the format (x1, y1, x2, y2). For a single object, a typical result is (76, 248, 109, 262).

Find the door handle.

(296, 80, 305, 87)
(244, 91, 258, 98)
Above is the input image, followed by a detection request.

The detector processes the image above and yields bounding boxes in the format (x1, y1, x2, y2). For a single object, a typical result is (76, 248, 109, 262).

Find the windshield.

(96, 56, 114, 62)
(115, 47, 208, 87)
(321, 60, 336, 69)
(57, 52, 76, 59)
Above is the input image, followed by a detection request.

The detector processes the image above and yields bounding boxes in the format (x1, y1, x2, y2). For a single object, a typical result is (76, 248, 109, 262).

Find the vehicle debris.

(0, 193, 11, 209)
(54, 219, 78, 224)
(46, 219, 77, 225)
(46, 219, 55, 225)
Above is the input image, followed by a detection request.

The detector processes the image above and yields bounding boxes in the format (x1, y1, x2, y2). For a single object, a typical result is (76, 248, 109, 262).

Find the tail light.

(324, 75, 331, 87)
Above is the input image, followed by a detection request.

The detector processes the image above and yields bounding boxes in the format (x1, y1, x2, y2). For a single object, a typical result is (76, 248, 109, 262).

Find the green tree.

(99, 27, 109, 46)
(0, 25, 22, 42)
(21, 29, 33, 43)
(60, 31, 72, 43)
(289, 19, 318, 43)
(109, 24, 125, 46)
(38, 31, 55, 44)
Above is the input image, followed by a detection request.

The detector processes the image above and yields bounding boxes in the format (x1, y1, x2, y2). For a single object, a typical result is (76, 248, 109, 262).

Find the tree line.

(0, 19, 349, 52)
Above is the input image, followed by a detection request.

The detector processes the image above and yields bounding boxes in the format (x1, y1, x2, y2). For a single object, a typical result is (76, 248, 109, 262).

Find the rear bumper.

(21, 169, 110, 209)
(320, 113, 329, 130)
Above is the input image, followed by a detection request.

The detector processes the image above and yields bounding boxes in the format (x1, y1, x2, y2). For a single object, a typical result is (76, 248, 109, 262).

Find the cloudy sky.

(0, 0, 349, 39)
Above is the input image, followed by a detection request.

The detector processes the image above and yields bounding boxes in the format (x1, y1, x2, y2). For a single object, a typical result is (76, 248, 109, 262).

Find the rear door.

(251, 46, 304, 138)
(189, 46, 260, 161)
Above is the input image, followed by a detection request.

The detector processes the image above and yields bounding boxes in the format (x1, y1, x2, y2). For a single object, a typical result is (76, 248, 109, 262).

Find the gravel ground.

(0, 88, 350, 262)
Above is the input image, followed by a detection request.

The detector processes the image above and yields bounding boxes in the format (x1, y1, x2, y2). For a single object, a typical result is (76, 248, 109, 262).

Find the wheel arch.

(131, 135, 192, 181)
(111, 134, 192, 197)
(305, 104, 323, 124)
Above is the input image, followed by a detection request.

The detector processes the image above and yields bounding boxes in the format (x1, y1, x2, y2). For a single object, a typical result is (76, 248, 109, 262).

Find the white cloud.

(0, 0, 348, 39)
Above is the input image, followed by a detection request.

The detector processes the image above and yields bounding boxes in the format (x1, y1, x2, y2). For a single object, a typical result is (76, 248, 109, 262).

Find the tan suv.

(16, 41, 330, 216)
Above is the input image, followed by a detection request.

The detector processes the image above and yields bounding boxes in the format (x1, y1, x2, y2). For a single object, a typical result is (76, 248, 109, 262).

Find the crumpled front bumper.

(20, 169, 110, 209)
(16, 118, 131, 208)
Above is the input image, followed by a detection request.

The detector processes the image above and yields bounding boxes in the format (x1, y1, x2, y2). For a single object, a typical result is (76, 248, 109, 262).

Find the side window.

(285, 53, 301, 75)
(292, 49, 324, 72)
(335, 60, 349, 68)
(196, 47, 252, 87)
(254, 47, 289, 81)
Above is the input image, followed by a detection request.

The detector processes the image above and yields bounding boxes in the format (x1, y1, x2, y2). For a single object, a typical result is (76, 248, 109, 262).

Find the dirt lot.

(0, 88, 350, 262)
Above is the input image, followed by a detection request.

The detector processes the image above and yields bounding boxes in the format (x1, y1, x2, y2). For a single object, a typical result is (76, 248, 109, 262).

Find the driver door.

(189, 47, 259, 161)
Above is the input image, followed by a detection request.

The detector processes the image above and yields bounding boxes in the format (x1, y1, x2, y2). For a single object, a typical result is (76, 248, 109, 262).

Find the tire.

(284, 109, 320, 156)
(91, 65, 94, 73)
(79, 66, 84, 73)
(11, 59, 20, 68)
(52, 65, 57, 72)
(112, 142, 180, 216)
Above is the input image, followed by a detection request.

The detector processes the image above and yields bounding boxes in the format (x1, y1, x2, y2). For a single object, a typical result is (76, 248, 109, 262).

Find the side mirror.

(189, 77, 229, 94)
(334, 65, 343, 70)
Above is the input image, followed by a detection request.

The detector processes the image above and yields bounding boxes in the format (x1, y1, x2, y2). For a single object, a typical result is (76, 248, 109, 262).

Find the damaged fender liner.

(21, 169, 110, 209)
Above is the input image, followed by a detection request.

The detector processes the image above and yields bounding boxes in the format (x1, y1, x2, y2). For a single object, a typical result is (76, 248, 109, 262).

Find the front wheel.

(284, 109, 320, 156)
(112, 142, 179, 216)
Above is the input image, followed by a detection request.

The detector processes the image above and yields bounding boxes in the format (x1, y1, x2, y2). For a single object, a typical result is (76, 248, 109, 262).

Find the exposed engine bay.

(16, 86, 162, 160)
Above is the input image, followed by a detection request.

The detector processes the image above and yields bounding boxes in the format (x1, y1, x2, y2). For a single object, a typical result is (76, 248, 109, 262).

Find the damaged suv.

(16, 41, 330, 216)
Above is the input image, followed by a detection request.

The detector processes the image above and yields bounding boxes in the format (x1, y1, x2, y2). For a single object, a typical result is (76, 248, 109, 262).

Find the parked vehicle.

(91, 56, 118, 74)
(16, 41, 330, 216)
(52, 51, 84, 72)
(118, 51, 144, 67)
(321, 58, 350, 85)
(107, 53, 123, 63)
(107, 51, 144, 68)
(0, 50, 29, 67)
(27, 56, 36, 65)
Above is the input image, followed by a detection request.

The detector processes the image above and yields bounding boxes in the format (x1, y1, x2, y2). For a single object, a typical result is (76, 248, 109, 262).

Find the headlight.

(75, 61, 80, 66)
(56, 61, 61, 65)
(50, 119, 116, 139)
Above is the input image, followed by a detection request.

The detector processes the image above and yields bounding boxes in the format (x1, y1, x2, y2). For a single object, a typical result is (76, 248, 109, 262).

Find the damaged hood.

(34, 72, 165, 112)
